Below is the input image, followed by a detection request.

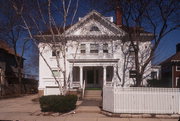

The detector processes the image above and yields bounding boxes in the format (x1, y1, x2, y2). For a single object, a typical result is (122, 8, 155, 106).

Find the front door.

(87, 70, 94, 85)
(85, 67, 101, 88)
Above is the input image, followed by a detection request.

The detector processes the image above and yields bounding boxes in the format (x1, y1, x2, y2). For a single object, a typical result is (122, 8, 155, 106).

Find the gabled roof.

(64, 10, 126, 36)
(160, 52, 180, 65)
(0, 40, 21, 57)
(39, 10, 153, 41)
(0, 40, 14, 55)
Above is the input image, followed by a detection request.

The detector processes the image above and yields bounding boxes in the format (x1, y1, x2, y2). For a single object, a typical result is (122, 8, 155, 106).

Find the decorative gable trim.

(64, 10, 126, 36)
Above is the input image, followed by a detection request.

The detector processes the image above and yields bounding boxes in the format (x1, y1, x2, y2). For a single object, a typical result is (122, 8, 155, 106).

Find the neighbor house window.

(103, 43, 108, 53)
(129, 70, 137, 78)
(52, 70, 60, 77)
(176, 77, 180, 88)
(90, 44, 99, 53)
(80, 44, 86, 53)
(176, 66, 180, 71)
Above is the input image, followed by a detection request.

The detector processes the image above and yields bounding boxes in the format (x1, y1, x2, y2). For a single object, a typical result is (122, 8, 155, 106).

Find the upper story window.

(90, 26, 100, 31)
(52, 50, 60, 56)
(80, 44, 86, 53)
(176, 66, 180, 71)
(52, 45, 60, 56)
(129, 44, 137, 56)
(90, 44, 99, 53)
(103, 44, 108, 53)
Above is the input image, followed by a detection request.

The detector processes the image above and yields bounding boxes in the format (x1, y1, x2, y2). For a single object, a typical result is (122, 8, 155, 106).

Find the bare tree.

(101, 0, 180, 86)
(0, 0, 30, 93)
(11, 0, 80, 95)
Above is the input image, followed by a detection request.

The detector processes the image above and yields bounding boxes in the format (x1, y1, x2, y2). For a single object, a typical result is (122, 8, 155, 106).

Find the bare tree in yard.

(0, 0, 30, 93)
(11, 0, 79, 95)
(104, 0, 180, 86)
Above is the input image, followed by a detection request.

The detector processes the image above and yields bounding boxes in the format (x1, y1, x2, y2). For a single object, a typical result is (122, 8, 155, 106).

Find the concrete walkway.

(0, 94, 178, 121)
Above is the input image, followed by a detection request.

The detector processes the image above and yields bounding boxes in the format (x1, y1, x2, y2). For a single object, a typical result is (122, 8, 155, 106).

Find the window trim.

(90, 44, 99, 53)
(103, 43, 108, 53)
(80, 44, 86, 53)
(151, 71, 158, 79)
(176, 66, 180, 71)
(52, 70, 61, 77)
(176, 77, 180, 87)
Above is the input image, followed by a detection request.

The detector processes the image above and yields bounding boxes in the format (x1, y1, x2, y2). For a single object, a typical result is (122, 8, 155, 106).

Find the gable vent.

(90, 26, 100, 31)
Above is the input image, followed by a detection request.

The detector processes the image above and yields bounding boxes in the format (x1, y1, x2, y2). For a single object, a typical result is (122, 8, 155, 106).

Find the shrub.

(147, 79, 168, 87)
(39, 95, 78, 113)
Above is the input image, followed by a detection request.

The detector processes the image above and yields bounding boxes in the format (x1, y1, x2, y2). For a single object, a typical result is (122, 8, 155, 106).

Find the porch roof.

(67, 59, 119, 63)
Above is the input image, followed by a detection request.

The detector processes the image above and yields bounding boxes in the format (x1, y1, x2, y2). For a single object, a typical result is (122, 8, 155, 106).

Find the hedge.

(39, 95, 78, 113)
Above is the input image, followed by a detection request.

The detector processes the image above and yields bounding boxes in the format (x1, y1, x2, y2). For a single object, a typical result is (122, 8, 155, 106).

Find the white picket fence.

(103, 86, 180, 114)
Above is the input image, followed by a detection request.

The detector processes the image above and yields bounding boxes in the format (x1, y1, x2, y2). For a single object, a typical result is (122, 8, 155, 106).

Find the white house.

(38, 10, 154, 96)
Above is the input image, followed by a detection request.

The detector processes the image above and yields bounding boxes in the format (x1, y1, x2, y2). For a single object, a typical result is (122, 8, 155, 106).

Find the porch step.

(84, 90, 102, 100)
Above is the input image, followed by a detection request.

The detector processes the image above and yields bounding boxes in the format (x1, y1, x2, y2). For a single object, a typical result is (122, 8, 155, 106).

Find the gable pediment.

(65, 10, 126, 36)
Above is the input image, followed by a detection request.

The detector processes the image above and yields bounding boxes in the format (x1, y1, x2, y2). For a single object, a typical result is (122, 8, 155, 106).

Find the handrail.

(82, 80, 86, 99)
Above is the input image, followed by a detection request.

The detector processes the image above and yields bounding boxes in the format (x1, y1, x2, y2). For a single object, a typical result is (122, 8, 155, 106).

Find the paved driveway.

(0, 94, 178, 121)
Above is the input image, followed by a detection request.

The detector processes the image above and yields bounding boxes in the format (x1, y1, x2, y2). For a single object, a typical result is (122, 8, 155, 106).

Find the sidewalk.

(0, 94, 178, 121)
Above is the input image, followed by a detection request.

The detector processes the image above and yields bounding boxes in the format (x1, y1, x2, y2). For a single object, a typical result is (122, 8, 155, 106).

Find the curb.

(101, 110, 180, 119)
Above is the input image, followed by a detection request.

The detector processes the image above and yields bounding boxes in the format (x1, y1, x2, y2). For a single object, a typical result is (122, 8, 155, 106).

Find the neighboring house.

(38, 10, 154, 95)
(160, 43, 180, 88)
(0, 40, 24, 95)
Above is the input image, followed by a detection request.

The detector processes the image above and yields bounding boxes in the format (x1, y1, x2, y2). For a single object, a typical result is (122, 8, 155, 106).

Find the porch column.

(80, 66, 83, 88)
(113, 65, 117, 82)
(113, 65, 118, 87)
(103, 66, 107, 86)
(69, 66, 73, 88)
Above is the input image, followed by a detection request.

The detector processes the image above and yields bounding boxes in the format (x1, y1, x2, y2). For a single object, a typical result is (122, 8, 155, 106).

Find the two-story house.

(38, 10, 154, 96)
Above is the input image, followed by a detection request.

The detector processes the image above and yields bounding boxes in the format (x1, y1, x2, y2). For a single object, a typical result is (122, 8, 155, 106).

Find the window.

(151, 71, 158, 79)
(129, 70, 137, 78)
(129, 44, 137, 56)
(90, 44, 99, 53)
(176, 66, 180, 71)
(52, 50, 60, 56)
(52, 70, 60, 77)
(176, 77, 180, 88)
(80, 44, 86, 53)
(52, 45, 60, 56)
(90, 26, 100, 31)
(103, 44, 108, 53)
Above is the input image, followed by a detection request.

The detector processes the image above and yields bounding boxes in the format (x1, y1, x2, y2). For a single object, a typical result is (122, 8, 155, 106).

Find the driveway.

(0, 94, 178, 121)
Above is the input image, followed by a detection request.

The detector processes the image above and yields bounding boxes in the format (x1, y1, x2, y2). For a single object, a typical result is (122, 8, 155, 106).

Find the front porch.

(68, 59, 119, 89)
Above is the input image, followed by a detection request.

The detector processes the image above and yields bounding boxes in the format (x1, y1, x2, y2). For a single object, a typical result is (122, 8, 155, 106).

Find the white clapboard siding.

(103, 87, 180, 114)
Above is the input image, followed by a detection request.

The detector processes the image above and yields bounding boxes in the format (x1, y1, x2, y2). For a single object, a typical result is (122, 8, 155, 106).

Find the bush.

(39, 95, 78, 113)
(147, 79, 168, 87)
